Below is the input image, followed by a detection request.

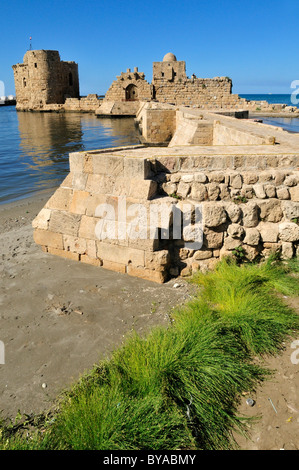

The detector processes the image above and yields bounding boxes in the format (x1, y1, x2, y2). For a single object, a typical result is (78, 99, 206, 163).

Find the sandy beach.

(0, 190, 192, 419)
(0, 191, 299, 450)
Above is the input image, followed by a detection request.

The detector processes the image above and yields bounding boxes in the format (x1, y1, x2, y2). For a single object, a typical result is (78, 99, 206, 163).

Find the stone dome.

(163, 52, 177, 62)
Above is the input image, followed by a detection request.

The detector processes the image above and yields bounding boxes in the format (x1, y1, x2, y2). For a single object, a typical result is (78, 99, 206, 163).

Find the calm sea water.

(0, 107, 140, 204)
(239, 94, 299, 108)
(240, 94, 299, 133)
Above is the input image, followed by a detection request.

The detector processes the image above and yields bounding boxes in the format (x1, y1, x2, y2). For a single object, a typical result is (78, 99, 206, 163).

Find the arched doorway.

(125, 84, 138, 101)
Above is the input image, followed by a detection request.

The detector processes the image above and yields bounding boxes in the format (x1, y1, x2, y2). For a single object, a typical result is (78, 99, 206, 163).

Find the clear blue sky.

(1, 0, 299, 96)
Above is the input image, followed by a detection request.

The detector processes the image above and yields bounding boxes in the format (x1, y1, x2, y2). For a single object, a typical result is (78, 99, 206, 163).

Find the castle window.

(161, 72, 164, 77)
(69, 72, 73, 86)
(34, 63, 37, 68)
(23, 78, 26, 87)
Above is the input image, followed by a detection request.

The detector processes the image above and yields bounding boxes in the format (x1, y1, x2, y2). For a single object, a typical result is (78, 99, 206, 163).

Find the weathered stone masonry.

(13, 50, 79, 111)
(32, 135, 299, 283)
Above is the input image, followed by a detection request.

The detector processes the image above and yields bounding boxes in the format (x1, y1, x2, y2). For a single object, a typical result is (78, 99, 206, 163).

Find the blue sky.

(1, 0, 299, 96)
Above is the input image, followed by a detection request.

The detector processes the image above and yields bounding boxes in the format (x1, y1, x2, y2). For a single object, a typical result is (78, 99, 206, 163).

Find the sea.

(0, 95, 298, 205)
(0, 107, 140, 204)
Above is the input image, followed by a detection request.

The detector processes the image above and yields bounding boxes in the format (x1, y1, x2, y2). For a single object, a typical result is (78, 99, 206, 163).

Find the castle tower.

(152, 52, 187, 84)
(12, 50, 79, 110)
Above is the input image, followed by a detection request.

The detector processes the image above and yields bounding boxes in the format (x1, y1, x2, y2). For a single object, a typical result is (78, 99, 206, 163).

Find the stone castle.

(13, 50, 298, 115)
(12, 50, 80, 111)
(11, 49, 299, 283)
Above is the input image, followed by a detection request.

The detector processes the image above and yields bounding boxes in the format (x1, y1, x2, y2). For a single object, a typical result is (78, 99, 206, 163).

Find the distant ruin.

(12, 50, 299, 115)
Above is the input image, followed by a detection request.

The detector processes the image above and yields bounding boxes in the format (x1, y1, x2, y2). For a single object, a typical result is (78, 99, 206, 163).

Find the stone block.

(259, 200, 283, 223)
(85, 194, 108, 217)
(281, 200, 299, 221)
(33, 229, 63, 250)
(123, 157, 151, 179)
(47, 247, 79, 261)
(97, 242, 145, 266)
(276, 187, 290, 200)
(219, 183, 230, 199)
(207, 183, 220, 201)
(209, 172, 225, 183)
(284, 175, 297, 187)
(32, 208, 51, 230)
(86, 240, 97, 258)
(258, 222, 279, 242)
(289, 186, 299, 202)
(79, 215, 100, 240)
(102, 259, 126, 274)
(145, 250, 170, 271)
(181, 174, 194, 183)
(63, 235, 87, 254)
(230, 174, 243, 189)
(129, 180, 158, 200)
(264, 184, 276, 199)
(243, 173, 258, 185)
(243, 228, 260, 246)
(162, 182, 177, 196)
(225, 203, 242, 223)
(92, 154, 124, 176)
(70, 190, 90, 215)
(223, 236, 241, 250)
(203, 203, 227, 227)
(274, 172, 286, 186)
(45, 188, 73, 211)
(127, 265, 166, 283)
(259, 171, 272, 183)
(190, 183, 208, 201)
(69, 152, 84, 173)
(242, 202, 259, 227)
(227, 223, 245, 239)
(242, 244, 259, 261)
(72, 172, 88, 191)
(281, 242, 293, 260)
(177, 181, 190, 199)
(49, 211, 81, 237)
(278, 222, 299, 242)
(204, 227, 224, 249)
(80, 254, 103, 267)
(85, 174, 111, 195)
(194, 172, 207, 183)
(60, 173, 73, 189)
(193, 249, 212, 260)
(253, 184, 266, 199)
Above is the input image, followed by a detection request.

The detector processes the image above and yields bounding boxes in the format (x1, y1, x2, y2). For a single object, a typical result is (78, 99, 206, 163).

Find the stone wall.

(32, 146, 173, 283)
(152, 160, 299, 274)
(13, 50, 79, 110)
(32, 139, 299, 283)
(104, 68, 153, 102)
(64, 94, 102, 112)
(136, 102, 177, 144)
